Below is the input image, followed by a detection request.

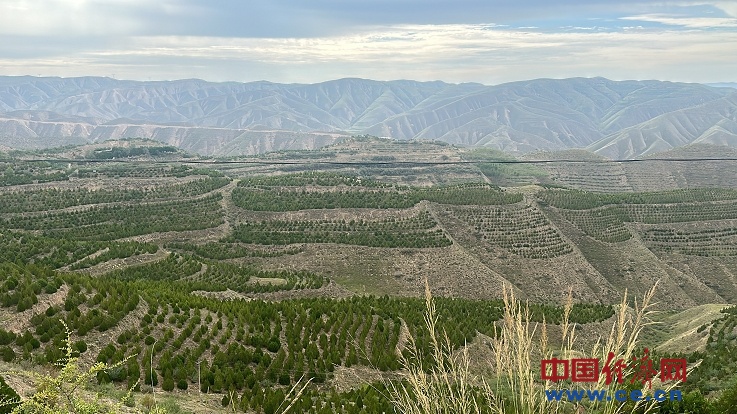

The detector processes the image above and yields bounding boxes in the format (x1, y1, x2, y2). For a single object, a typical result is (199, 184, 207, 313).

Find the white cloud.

(621, 13, 737, 27)
(1, 23, 734, 84)
(0, 0, 145, 36)
(0, 0, 201, 36)
(714, 1, 737, 17)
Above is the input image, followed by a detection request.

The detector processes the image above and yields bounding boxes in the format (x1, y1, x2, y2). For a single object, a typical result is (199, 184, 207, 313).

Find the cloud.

(0, 0, 211, 37)
(714, 1, 737, 17)
(0, 0, 717, 38)
(0, 0, 736, 83)
(621, 13, 737, 28)
(1, 23, 735, 84)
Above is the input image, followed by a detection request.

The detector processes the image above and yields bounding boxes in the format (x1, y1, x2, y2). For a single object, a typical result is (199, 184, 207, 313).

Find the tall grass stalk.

(488, 285, 571, 414)
(389, 279, 678, 414)
(386, 279, 483, 414)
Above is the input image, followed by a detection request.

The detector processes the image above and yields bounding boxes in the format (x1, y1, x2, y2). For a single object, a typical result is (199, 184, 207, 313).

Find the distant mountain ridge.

(0, 76, 735, 157)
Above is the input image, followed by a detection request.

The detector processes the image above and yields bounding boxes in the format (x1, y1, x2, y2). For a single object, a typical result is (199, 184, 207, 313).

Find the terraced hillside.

(531, 144, 737, 191)
(1, 138, 736, 413)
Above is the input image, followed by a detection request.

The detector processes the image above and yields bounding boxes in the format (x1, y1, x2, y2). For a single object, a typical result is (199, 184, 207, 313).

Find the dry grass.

(388, 279, 688, 414)
(386, 279, 482, 414)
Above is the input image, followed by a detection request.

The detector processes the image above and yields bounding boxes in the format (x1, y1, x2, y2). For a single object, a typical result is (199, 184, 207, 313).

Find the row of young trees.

(0, 230, 103, 269)
(540, 189, 737, 246)
(167, 241, 303, 260)
(448, 204, 574, 259)
(560, 206, 633, 243)
(237, 172, 386, 189)
(4, 194, 225, 241)
(87, 145, 178, 159)
(558, 202, 737, 244)
(642, 227, 737, 257)
(0, 176, 230, 214)
(103, 253, 327, 294)
(686, 305, 737, 394)
(69, 241, 159, 270)
(538, 188, 737, 210)
(74, 164, 222, 179)
(232, 184, 523, 212)
(229, 211, 452, 248)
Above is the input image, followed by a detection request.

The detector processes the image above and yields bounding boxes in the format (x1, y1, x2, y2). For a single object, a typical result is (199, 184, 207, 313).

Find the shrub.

(0, 347, 15, 363)
(4, 321, 170, 414)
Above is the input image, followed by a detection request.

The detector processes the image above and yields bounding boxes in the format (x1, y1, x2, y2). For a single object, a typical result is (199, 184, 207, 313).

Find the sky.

(0, 0, 736, 85)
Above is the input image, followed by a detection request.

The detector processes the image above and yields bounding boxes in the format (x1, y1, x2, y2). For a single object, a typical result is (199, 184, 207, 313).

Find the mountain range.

(1, 76, 736, 157)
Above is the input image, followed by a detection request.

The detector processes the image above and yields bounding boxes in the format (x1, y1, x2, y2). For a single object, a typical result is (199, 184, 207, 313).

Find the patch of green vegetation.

(237, 172, 386, 188)
(74, 164, 223, 179)
(642, 227, 737, 256)
(540, 188, 737, 245)
(229, 211, 452, 248)
(560, 207, 633, 243)
(0, 162, 70, 186)
(539, 188, 737, 210)
(4, 194, 224, 241)
(104, 253, 326, 294)
(233, 179, 521, 211)
(69, 241, 159, 270)
(166, 242, 303, 259)
(0, 176, 230, 213)
(1, 261, 611, 389)
(463, 148, 548, 183)
(87, 145, 179, 159)
(0, 230, 103, 269)
(0, 374, 20, 413)
(687, 306, 737, 394)
(448, 204, 573, 258)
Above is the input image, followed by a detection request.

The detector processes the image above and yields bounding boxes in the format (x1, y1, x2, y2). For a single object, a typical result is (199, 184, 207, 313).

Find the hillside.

(529, 144, 737, 192)
(1, 138, 737, 413)
(3, 138, 736, 306)
(1, 76, 736, 157)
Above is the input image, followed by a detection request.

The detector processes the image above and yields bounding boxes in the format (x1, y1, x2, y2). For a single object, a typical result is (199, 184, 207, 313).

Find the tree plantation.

(1, 141, 736, 414)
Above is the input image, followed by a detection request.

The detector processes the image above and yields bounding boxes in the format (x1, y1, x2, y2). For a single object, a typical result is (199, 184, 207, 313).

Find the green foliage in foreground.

(0, 375, 20, 413)
(0, 261, 614, 413)
(1, 325, 171, 414)
(630, 381, 737, 414)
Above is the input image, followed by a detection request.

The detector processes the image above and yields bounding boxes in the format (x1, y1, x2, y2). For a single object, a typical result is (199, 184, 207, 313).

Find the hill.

(0, 138, 736, 412)
(1, 76, 736, 158)
(529, 144, 737, 192)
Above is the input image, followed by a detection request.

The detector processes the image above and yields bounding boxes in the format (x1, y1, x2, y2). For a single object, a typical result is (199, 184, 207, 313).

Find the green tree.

(0, 374, 20, 413)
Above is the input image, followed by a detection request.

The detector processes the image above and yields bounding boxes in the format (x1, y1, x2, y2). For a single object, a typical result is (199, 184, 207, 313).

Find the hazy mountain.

(707, 82, 737, 89)
(0, 76, 735, 157)
(587, 93, 737, 158)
